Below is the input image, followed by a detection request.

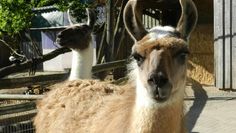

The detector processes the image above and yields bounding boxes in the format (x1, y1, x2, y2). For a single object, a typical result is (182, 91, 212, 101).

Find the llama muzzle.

(148, 72, 173, 102)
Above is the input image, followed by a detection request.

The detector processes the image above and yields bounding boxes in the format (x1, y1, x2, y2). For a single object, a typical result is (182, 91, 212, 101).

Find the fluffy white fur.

(148, 26, 177, 41)
(69, 41, 93, 80)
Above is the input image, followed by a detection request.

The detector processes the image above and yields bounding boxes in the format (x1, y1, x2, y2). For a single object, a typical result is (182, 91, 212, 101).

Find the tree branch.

(0, 39, 25, 57)
(0, 47, 71, 79)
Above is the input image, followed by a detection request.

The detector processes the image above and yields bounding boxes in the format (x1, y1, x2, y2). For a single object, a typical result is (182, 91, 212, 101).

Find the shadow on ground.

(185, 78, 208, 133)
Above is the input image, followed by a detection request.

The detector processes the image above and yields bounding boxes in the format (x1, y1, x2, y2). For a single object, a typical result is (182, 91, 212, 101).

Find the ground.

(185, 82, 236, 133)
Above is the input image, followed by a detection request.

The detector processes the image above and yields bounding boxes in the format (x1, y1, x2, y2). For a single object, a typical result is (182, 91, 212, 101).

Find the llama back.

(34, 80, 126, 133)
(89, 85, 135, 133)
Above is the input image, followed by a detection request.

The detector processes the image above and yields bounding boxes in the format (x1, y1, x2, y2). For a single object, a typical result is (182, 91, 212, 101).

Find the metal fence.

(143, 9, 160, 29)
(0, 102, 37, 133)
(214, 0, 236, 90)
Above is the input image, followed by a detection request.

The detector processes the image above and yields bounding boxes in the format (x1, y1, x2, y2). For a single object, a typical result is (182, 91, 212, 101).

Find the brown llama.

(34, 0, 198, 132)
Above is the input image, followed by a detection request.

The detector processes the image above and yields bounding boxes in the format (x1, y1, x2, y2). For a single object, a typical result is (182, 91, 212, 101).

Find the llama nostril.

(148, 74, 158, 84)
(158, 76, 168, 88)
(148, 72, 168, 88)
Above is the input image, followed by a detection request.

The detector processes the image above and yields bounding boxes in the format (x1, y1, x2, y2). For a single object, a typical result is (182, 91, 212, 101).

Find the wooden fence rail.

(0, 102, 36, 116)
(0, 59, 127, 89)
(0, 95, 43, 100)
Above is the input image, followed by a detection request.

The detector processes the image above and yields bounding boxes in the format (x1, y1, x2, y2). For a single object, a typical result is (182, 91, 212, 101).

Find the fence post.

(106, 0, 115, 61)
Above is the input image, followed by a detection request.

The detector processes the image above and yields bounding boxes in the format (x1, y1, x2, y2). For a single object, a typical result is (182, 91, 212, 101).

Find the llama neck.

(131, 100, 185, 133)
(130, 70, 185, 133)
(69, 42, 93, 80)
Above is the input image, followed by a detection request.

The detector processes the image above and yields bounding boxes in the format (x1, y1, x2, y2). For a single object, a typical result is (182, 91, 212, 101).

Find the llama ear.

(176, 0, 198, 40)
(123, 0, 148, 41)
(86, 8, 96, 30)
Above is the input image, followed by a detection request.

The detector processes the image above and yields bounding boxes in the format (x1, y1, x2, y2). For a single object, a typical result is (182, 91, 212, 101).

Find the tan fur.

(34, 81, 186, 133)
(35, 0, 197, 132)
(130, 101, 185, 133)
(34, 80, 127, 133)
(34, 37, 188, 133)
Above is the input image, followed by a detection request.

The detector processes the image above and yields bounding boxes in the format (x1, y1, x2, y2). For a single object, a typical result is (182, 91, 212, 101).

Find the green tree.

(57, 1, 89, 22)
(0, 0, 93, 37)
(0, 0, 33, 36)
(0, 0, 94, 51)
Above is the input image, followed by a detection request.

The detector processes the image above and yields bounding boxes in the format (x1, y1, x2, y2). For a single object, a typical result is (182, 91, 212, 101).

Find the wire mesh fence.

(0, 120, 35, 133)
(0, 102, 36, 133)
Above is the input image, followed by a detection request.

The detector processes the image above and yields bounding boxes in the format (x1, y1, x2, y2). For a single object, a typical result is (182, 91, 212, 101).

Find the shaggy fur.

(34, 79, 185, 133)
(34, 36, 188, 133)
(34, 0, 197, 132)
(34, 80, 128, 133)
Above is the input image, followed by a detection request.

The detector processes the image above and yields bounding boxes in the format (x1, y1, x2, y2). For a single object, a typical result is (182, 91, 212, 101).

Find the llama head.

(56, 8, 96, 50)
(124, 0, 197, 103)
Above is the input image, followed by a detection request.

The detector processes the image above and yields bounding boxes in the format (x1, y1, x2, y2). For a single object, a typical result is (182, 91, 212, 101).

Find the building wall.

(187, 0, 214, 85)
(188, 24, 214, 84)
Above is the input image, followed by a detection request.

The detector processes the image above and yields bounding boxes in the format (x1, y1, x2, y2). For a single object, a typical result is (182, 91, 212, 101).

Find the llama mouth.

(56, 38, 67, 45)
(153, 84, 172, 102)
(154, 87, 168, 102)
(55, 38, 63, 45)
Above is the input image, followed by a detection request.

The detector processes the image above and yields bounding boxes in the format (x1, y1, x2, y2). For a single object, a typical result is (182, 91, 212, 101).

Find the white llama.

(56, 8, 96, 80)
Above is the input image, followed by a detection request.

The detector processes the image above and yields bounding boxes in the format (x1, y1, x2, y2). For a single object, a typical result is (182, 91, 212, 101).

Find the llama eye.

(176, 52, 189, 64)
(132, 53, 145, 66)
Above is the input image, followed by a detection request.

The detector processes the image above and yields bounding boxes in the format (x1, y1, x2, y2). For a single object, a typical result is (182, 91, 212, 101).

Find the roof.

(31, 6, 70, 29)
(32, 6, 59, 14)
